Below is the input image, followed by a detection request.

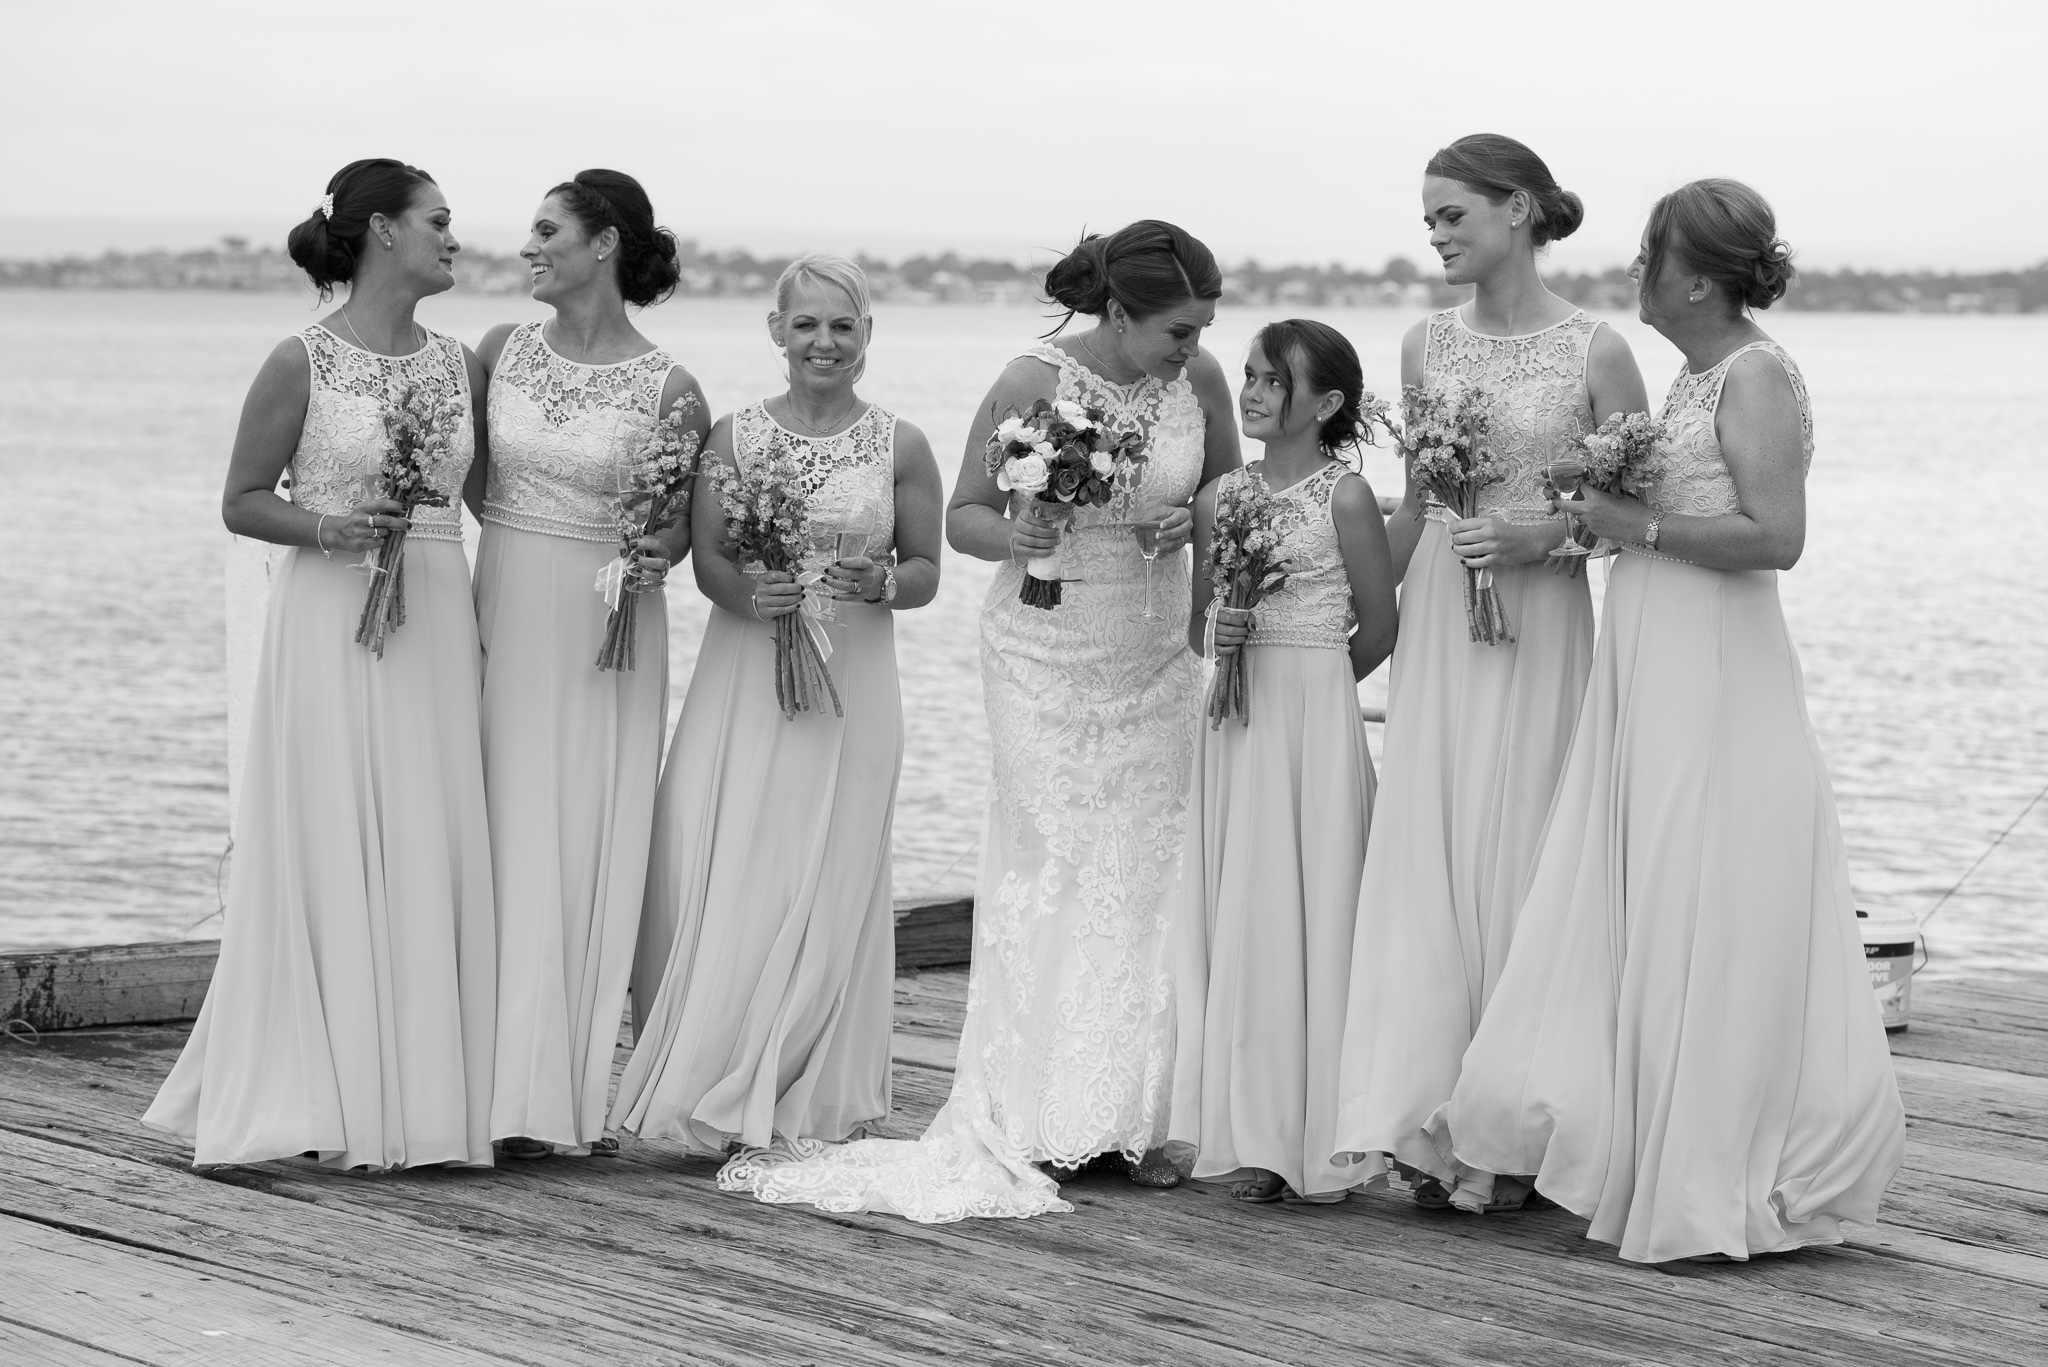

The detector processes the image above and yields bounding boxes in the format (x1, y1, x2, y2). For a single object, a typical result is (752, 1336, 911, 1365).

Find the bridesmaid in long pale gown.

(144, 159, 496, 1170)
(474, 170, 708, 1160)
(1330, 135, 1648, 1210)
(718, 220, 1239, 1222)
(1173, 321, 1398, 1203)
(608, 254, 942, 1154)
(1435, 181, 1906, 1262)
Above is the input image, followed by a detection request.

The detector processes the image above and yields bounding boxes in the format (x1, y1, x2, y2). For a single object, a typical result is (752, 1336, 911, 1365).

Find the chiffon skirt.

(474, 524, 665, 1152)
(1171, 645, 1375, 1199)
(609, 600, 900, 1153)
(1331, 521, 1593, 1185)
(143, 541, 496, 1170)
(1431, 553, 1906, 1262)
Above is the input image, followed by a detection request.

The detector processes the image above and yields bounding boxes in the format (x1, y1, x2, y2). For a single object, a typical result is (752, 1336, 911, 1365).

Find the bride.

(719, 220, 1240, 1220)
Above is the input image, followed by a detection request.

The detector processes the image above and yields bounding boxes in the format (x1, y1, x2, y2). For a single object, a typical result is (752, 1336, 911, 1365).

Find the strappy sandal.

(1229, 1170, 1287, 1203)
(1411, 1178, 1453, 1209)
(588, 1136, 621, 1157)
(500, 1137, 552, 1161)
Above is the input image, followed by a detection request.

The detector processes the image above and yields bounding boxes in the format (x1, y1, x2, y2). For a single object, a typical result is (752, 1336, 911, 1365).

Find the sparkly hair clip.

(319, 193, 335, 221)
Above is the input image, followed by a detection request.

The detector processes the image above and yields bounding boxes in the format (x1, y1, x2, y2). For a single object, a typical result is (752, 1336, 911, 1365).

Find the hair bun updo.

(1643, 178, 1796, 312)
(286, 158, 437, 301)
(547, 169, 680, 308)
(1425, 134, 1582, 246)
(1043, 220, 1222, 331)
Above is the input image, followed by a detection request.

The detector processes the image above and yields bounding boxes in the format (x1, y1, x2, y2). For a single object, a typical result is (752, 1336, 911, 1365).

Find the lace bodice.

(1231, 462, 1355, 651)
(1012, 343, 1207, 584)
(1422, 308, 1599, 524)
(483, 322, 679, 541)
(1649, 339, 1814, 521)
(290, 326, 473, 541)
(732, 402, 898, 562)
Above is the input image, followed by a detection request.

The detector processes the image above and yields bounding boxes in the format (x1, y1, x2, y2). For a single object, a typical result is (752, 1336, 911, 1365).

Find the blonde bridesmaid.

(1330, 135, 1648, 1210)
(1435, 181, 1905, 1261)
(474, 170, 708, 1160)
(145, 159, 495, 1170)
(609, 255, 942, 1154)
(1173, 321, 1398, 1203)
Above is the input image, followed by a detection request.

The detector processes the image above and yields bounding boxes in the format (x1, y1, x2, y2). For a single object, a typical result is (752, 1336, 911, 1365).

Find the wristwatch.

(1643, 514, 1663, 550)
(865, 561, 898, 605)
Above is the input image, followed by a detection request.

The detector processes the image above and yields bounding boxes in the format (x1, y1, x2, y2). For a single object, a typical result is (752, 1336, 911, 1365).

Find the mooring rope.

(2, 1018, 39, 1046)
(1920, 776, 2048, 928)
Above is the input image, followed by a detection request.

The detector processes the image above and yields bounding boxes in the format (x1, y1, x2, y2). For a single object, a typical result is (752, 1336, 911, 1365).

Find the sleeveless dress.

(1434, 340, 1907, 1262)
(1170, 461, 1376, 1200)
(609, 402, 902, 1153)
(144, 326, 496, 1170)
(717, 343, 1207, 1221)
(475, 322, 681, 1153)
(1330, 308, 1601, 1189)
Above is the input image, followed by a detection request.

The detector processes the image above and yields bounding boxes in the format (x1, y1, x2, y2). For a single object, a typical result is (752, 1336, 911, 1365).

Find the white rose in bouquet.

(1000, 452, 1051, 495)
(1054, 399, 1093, 430)
(994, 415, 1034, 447)
(1089, 450, 1113, 476)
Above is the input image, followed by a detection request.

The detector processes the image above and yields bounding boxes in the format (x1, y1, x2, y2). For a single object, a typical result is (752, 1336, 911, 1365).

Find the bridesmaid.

(144, 159, 496, 1170)
(474, 170, 708, 1161)
(609, 254, 942, 1154)
(1436, 181, 1906, 1262)
(1174, 321, 1398, 1203)
(1329, 134, 1648, 1211)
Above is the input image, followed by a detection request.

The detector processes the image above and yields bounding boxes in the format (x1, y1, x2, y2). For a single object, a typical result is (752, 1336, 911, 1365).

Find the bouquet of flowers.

(596, 397, 704, 671)
(985, 397, 1146, 609)
(1400, 379, 1513, 645)
(1205, 473, 1297, 728)
(707, 452, 842, 719)
(1545, 411, 1669, 578)
(354, 382, 461, 659)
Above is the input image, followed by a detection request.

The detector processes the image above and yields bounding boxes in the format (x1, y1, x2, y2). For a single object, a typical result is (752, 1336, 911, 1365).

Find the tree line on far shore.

(3, 238, 2041, 315)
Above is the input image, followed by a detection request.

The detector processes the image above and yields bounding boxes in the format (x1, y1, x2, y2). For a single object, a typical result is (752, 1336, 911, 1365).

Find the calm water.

(1, 290, 2042, 979)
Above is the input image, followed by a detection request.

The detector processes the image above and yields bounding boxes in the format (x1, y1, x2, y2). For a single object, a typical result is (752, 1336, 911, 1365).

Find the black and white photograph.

(1, 1, 2042, 1363)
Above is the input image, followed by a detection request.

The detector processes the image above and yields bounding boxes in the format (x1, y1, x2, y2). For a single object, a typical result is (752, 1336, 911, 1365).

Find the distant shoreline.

(4, 240, 2043, 315)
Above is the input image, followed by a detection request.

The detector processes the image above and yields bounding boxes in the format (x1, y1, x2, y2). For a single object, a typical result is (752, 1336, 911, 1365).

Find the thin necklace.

(339, 306, 421, 356)
(785, 391, 856, 436)
(1080, 331, 1142, 385)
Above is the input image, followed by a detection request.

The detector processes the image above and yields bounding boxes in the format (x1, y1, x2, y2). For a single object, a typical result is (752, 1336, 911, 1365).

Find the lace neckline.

(762, 399, 873, 443)
(1681, 334, 1774, 380)
(316, 320, 431, 360)
(536, 321, 662, 371)
(1453, 305, 1586, 342)
(1253, 458, 1343, 498)
(1036, 341, 1165, 397)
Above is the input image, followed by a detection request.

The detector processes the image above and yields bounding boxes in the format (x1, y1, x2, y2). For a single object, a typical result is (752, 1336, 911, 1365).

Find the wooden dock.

(2, 965, 2043, 1365)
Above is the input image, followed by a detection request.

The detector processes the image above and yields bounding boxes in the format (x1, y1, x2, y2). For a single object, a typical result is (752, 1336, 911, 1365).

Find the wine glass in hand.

(1547, 458, 1590, 557)
(1129, 518, 1166, 623)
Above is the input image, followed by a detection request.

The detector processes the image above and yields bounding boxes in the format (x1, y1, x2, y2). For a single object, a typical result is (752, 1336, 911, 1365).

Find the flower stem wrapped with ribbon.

(707, 450, 842, 719)
(985, 396, 1147, 609)
(596, 395, 705, 671)
(1398, 378, 1513, 645)
(354, 381, 460, 659)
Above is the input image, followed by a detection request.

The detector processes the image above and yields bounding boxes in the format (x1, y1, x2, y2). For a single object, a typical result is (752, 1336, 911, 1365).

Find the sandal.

(1229, 1170, 1287, 1203)
(588, 1136, 621, 1157)
(500, 1137, 552, 1161)
(1411, 1178, 1452, 1210)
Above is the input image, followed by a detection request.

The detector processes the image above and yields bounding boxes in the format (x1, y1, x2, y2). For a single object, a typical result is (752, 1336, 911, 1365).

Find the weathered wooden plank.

(1, 941, 218, 1032)
(2, 902, 980, 1035)
(0, 1215, 501, 1366)
(0, 1323, 144, 1367)
(1887, 1054, 2048, 1140)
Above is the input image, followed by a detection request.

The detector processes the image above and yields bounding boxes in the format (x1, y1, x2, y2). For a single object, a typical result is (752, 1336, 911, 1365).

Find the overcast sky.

(4, 0, 2039, 271)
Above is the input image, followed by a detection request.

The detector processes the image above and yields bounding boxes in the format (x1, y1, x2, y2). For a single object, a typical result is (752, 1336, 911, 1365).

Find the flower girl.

(1171, 320, 1398, 1202)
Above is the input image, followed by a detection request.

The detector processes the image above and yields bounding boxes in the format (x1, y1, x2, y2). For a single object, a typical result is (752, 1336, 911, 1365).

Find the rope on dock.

(1920, 775, 2048, 927)
(2, 1018, 39, 1046)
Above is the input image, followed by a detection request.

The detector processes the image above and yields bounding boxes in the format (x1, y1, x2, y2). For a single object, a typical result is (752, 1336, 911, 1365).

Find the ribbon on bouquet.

(790, 566, 837, 665)
(595, 555, 634, 612)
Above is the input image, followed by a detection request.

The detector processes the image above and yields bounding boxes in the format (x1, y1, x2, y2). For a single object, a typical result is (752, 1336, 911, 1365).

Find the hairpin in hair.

(319, 193, 335, 221)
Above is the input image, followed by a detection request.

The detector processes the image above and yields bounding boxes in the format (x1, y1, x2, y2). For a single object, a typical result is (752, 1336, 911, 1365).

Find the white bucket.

(1858, 910, 1928, 1033)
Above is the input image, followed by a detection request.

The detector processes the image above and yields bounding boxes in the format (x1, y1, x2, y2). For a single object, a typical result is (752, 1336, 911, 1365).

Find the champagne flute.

(1547, 457, 1590, 557)
(834, 529, 869, 600)
(1129, 518, 1165, 623)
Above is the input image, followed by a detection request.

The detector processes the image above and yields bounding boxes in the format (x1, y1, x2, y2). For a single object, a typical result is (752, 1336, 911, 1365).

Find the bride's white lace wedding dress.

(717, 342, 1208, 1221)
